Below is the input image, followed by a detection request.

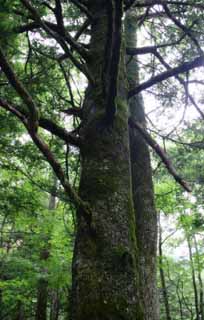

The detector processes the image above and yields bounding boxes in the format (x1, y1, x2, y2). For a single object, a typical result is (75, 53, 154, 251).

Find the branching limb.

(128, 118, 191, 192)
(20, 0, 91, 64)
(163, 3, 203, 56)
(128, 56, 204, 98)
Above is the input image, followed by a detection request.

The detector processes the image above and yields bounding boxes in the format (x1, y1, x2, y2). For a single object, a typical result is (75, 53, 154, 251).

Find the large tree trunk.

(71, 3, 142, 320)
(125, 9, 159, 320)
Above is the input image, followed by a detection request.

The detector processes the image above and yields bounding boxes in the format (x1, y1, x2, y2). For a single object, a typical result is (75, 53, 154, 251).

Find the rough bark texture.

(71, 2, 142, 320)
(125, 9, 159, 320)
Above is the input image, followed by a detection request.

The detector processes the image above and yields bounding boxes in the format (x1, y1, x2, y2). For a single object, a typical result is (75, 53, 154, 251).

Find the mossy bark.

(71, 3, 142, 320)
(125, 10, 159, 320)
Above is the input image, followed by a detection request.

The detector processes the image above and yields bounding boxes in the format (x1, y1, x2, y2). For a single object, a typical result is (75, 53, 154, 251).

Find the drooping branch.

(0, 46, 38, 132)
(0, 98, 27, 124)
(27, 131, 92, 224)
(128, 56, 204, 98)
(0, 98, 81, 147)
(128, 118, 191, 192)
(0, 99, 91, 223)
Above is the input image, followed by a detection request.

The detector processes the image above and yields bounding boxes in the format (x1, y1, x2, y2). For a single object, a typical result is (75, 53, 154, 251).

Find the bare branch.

(128, 56, 204, 98)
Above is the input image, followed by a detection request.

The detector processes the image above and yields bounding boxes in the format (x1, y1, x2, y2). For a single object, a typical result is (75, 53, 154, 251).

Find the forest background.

(0, 1, 204, 320)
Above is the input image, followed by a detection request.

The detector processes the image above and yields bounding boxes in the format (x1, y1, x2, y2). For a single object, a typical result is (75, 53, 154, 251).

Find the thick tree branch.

(70, 0, 93, 21)
(152, 50, 204, 120)
(132, 1, 204, 10)
(39, 118, 81, 147)
(0, 98, 27, 124)
(126, 34, 186, 56)
(28, 131, 92, 224)
(0, 46, 38, 132)
(128, 56, 204, 98)
(128, 118, 191, 192)
(0, 99, 91, 223)
(0, 99, 81, 147)
(62, 108, 83, 119)
(20, 0, 90, 63)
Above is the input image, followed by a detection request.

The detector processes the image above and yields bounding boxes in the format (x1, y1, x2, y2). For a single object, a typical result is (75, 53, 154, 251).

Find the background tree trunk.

(50, 289, 60, 320)
(194, 235, 204, 320)
(125, 9, 159, 320)
(158, 221, 172, 320)
(187, 235, 200, 320)
(36, 177, 57, 320)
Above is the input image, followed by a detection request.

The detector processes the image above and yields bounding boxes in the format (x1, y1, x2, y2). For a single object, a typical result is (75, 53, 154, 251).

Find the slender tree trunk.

(0, 288, 3, 320)
(194, 235, 204, 320)
(159, 219, 172, 320)
(125, 9, 159, 320)
(50, 290, 60, 320)
(36, 178, 57, 320)
(187, 235, 200, 320)
(71, 3, 142, 320)
(176, 281, 184, 320)
(35, 251, 49, 320)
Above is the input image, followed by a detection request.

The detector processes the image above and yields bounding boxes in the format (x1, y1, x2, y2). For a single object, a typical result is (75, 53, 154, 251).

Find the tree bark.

(125, 9, 159, 320)
(71, 3, 142, 320)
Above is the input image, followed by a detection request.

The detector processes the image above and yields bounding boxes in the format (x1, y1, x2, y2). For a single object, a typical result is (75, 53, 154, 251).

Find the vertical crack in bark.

(102, 0, 123, 126)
